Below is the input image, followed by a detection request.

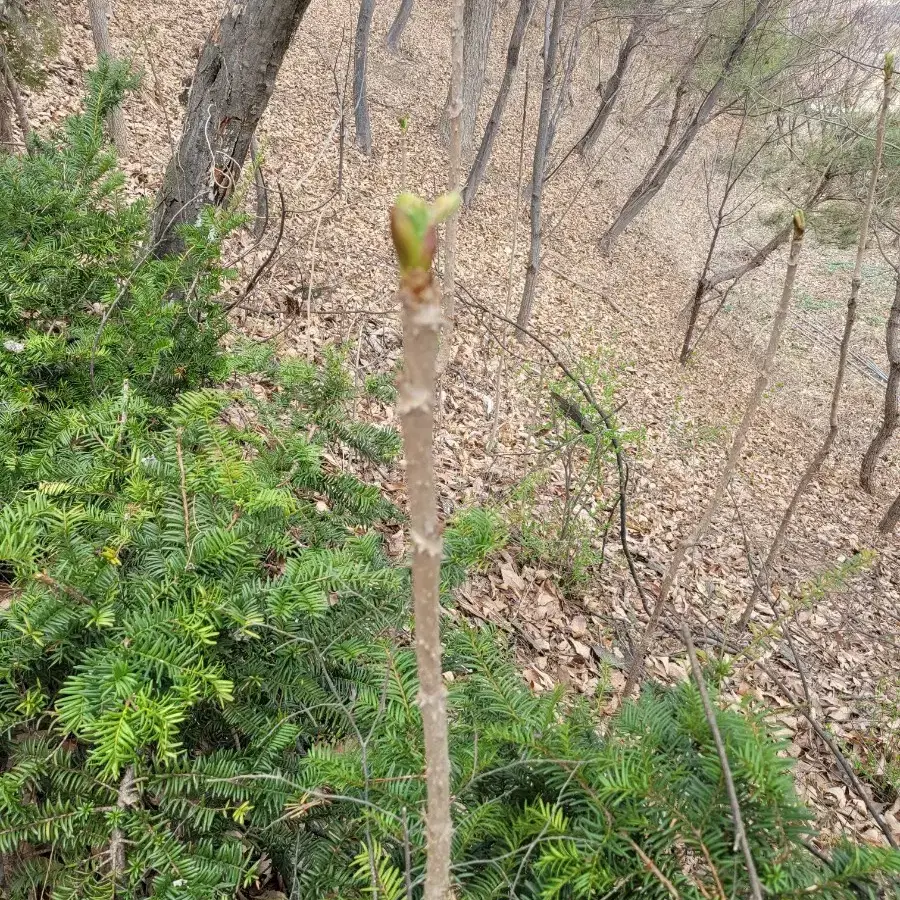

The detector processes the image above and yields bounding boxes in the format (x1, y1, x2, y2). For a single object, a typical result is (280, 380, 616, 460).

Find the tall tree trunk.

(152, 0, 313, 257)
(516, 0, 565, 337)
(599, 0, 774, 253)
(737, 58, 893, 634)
(860, 264, 900, 491)
(354, 0, 376, 155)
(575, 10, 646, 157)
(437, 0, 464, 376)
(87, 0, 128, 155)
(623, 213, 806, 698)
(463, 0, 536, 206)
(443, 0, 496, 153)
(879, 490, 900, 533)
(385, 0, 414, 53)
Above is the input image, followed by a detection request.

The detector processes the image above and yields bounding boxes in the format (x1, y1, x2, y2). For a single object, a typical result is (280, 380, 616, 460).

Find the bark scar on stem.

(410, 529, 443, 558)
(398, 386, 434, 415)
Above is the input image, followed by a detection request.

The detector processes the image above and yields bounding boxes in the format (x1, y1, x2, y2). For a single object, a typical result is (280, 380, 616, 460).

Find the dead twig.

(682, 627, 763, 900)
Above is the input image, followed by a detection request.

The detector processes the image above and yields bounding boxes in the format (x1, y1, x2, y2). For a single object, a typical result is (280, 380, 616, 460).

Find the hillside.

(30, 0, 900, 849)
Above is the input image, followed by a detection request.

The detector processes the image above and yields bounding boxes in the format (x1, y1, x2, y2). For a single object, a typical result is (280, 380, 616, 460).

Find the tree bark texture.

(463, 0, 536, 206)
(737, 61, 893, 634)
(575, 10, 646, 157)
(860, 264, 900, 491)
(516, 0, 565, 337)
(398, 274, 452, 900)
(385, 0, 414, 52)
(599, 0, 774, 252)
(624, 215, 806, 697)
(437, 0, 464, 377)
(0, 44, 30, 152)
(443, 0, 496, 153)
(354, 0, 376, 155)
(0, 69, 14, 152)
(87, 0, 127, 155)
(879, 490, 900, 533)
(152, 0, 312, 257)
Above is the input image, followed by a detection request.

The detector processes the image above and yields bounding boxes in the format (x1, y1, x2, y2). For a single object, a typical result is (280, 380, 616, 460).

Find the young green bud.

(390, 192, 461, 277)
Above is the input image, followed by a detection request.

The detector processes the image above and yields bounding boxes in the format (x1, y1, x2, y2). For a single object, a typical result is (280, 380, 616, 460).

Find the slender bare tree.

(463, 0, 536, 206)
(443, 0, 496, 152)
(354, 0, 377, 155)
(87, 0, 127, 155)
(437, 0, 464, 376)
(623, 212, 806, 697)
(385, 0, 414, 52)
(737, 55, 894, 634)
(0, 41, 28, 151)
(516, 0, 566, 337)
(860, 249, 900, 491)
(598, 0, 775, 253)
(679, 121, 781, 363)
(152, 0, 313, 256)
(575, 0, 652, 157)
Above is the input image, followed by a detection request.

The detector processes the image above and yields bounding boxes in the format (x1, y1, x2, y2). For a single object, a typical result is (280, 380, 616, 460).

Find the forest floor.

(42, 0, 900, 848)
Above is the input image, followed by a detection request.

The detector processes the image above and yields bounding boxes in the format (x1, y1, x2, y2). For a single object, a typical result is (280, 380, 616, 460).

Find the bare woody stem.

(398, 274, 452, 900)
(682, 628, 763, 900)
(437, 0, 464, 378)
(392, 193, 458, 900)
(623, 214, 806, 698)
(737, 57, 893, 633)
(860, 243, 900, 492)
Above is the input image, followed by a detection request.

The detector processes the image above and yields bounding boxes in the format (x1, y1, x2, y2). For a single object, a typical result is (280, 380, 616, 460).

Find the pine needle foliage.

(0, 67, 898, 900)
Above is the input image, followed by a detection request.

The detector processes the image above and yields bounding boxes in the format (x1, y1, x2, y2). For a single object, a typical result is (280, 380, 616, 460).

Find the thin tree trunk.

(516, 0, 565, 337)
(575, 10, 646, 157)
(152, 0, 313, 257)
(443, 0, 496, 153)
(393, 204, 452, 900)
(0, 45, 30, 152)
(879, 490, 900, 533)
(546, 3, 584, 158)
(599, 0, 773, 253)
(683, 170, 835, 358)
(250, 132, 269, 239)
(860, 264, 900, 491)
(385, 0, 414, 53)
(87, 0, 127, 155)
(707, 224, 792, 290)
(624, 213, 806, 697)
(737, 59, 893, 635)
(489, 63, 530, 449)
(437, 0, 464, 377)
(680, 267, 713, 364)
(704, 168, 834, 291)
(680, 117, 770, 364)
(0, 69, 14, 152)
(463, 0, 536, 207)
(354, 0, 376, 155)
